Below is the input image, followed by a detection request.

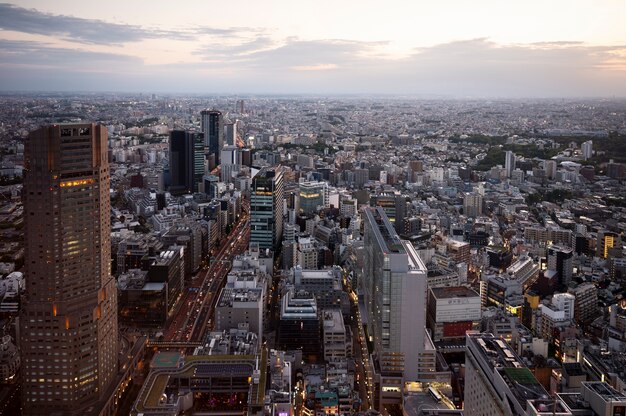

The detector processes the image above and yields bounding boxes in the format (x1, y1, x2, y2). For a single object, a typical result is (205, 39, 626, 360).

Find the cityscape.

(0, 2, 626, 416)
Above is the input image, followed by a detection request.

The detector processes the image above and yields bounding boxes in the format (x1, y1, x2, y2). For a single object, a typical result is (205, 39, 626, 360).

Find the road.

(348, 287, 373, 410)
(190, 223, 250, 341)
(163, 203, 250, 345)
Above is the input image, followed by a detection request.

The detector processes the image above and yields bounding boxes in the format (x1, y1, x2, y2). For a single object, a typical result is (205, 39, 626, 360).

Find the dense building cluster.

(0, 94, 624, 415)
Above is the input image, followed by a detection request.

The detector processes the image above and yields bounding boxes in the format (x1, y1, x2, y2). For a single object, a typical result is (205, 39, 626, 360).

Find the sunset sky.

(1, 0, 625, 96)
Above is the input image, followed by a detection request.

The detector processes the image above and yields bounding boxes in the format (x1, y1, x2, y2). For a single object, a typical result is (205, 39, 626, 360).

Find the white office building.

(362, 207, 435, 409)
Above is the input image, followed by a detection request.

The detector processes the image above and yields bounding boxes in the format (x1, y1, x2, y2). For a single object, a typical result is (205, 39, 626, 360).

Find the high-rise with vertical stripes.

(361, 207, 435, 409)
(20, 124, 118, 415)
(250, 167, 284, 250)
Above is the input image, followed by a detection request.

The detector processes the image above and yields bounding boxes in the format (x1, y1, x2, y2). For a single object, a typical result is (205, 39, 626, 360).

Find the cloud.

(529, 41, 585, 47)
(232, 38, 626, 96)
(195, 36, 276, 59)
(0, 39, 141, 70)
(240, 39, 383, 69)
(290, 64, 338, 71)
(0, 35, 624, 97)
(191, 26, 268, 38)
(0, 3, 259, 45)
(192, 38, 381, 75)
(396, 38, 626, 96)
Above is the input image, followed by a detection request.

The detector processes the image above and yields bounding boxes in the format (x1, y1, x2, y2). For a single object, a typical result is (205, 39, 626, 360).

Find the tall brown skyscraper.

(20, 124, 118, 415)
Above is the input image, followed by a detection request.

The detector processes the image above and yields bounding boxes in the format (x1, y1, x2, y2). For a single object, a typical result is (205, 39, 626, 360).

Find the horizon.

(0, 1, 625, 97)
(2, 91, 626, 100)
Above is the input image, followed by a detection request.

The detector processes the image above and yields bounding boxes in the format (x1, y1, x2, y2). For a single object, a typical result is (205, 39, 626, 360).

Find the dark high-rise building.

(224, 122, 237, 146)
(547, 245, 574, 287)
(21, 124, 118, 415)
(203, 174, 220, 198)
(607, 162, 625, 180)
(241, 148, 252, 167)
(156, 192, 167, 211)
(574, 233, 589, 255)
(250, 167, 284, 250)
(201, 109, 223, 165)
(277, 288, 320, 360)
(169, 130, 204, 194)
(129, 173, 145, 188)
(169, 130, 193, 194)
(236, 99, 245, 114)
(148, 247, 184, 313)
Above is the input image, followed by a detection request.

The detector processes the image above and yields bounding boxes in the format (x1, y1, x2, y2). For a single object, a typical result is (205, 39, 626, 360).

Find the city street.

(163, 206, 250, 344)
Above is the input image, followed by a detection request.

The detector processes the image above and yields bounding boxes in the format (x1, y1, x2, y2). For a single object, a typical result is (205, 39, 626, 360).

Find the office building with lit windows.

(298, 181, 327, 215)
(597, 230, 619, 259)
(20, 124, 118, 415)
(250, 167, 284, 250)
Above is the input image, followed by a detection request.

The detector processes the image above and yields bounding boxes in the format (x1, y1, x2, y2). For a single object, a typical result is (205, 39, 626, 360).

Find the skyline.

(0, 89, 625, 413)
(0, 1, 625, 97)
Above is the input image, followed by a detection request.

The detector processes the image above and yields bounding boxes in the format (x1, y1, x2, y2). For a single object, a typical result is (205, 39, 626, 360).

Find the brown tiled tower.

(20, 124, 118, 415)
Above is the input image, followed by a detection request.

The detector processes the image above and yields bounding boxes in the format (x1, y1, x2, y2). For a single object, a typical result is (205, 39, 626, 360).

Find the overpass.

(146, 340, 203, 349)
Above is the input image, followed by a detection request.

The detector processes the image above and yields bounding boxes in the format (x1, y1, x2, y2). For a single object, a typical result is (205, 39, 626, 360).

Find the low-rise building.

(322, 309, 351, 362)
(427, 286, 481, 342)
(215, 272, 265, 345)
(118, 269, 167, 327)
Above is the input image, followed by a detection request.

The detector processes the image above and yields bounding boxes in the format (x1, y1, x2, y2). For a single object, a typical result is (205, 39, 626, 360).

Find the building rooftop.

(582, 381, 626, 402)
(217, 287, 262, 308)
(562, 362, 585, 377)
(151, 351, 183, 369)
(135, 350, 266, 415)
(196, 329, 258, 356)
(281, 288, 317, 319)
(403, 240, 427, 273)
(526, 398, 572, 415)
(366, 207, 405, 254)
(548, 244, 574, 254)
(447, 240, 469, 249)
(431, 286, 479, 299)
(143, 282, 166, 291)
(117, 269, 149, 290)
(293, 266, 340, 281)
(557, 393, 590, 411)
(468, 333, 550, 412)
(402, 392, 455, 416)
(323, 309, 345, 331)
(506, 255, 535, 275)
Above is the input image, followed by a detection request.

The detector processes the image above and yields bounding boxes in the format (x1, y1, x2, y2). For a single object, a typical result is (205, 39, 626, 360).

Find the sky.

(0, 0, 625, 97)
